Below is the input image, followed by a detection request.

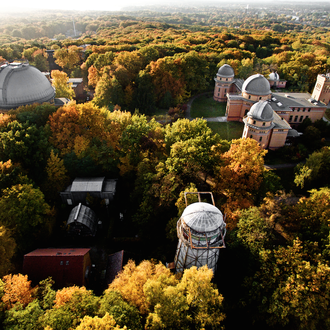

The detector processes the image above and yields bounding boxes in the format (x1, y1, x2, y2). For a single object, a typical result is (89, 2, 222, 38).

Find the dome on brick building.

(247, 100, 274, 121)
(269, 71, 280, 81)
(0, 62, 55, 110)
(242, 74, 271, 96)
(217, 64, 235, 78)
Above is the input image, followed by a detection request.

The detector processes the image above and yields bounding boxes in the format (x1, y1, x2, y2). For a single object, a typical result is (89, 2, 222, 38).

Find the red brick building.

(23, 248, 91, 288)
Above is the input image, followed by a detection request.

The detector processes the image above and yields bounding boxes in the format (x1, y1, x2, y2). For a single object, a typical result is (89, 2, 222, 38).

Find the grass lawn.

(191, 94, 226, 118)
(207, 121, 244, 140)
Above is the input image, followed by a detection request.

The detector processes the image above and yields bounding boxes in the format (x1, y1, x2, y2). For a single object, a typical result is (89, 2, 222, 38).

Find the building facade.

(214, 64, 327, 149)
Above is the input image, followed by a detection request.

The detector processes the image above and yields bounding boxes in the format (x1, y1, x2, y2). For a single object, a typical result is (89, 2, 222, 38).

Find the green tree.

(0, 226, 16, 278)
(0, 184, 51, 252)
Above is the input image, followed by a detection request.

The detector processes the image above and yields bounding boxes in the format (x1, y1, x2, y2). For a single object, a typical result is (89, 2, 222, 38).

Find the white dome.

(242, 74, 271, 96)
(248, 100, 274, 121)
(0, 62, 55, 110)
(181, 202, 224, 232)
(269, 71, 280, 81)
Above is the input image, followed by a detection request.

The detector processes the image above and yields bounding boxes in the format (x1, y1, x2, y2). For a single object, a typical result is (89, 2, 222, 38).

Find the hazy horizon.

(3, 0, 327, 13)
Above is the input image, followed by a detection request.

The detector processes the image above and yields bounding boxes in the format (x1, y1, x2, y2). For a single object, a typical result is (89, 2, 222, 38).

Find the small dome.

(0, 62, 55, 110)
(217, 64, 235, 78)
(269, 71, 280, 81)
(242, 74, 271, 96)
(181, 202, 224, 232)
(248, 100, 274, 121)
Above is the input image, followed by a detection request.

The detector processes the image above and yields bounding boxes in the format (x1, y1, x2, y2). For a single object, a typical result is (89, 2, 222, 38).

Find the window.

(224, 89, 227, 93)
(259, 97, 262, 100)
(250, 135, 253, 138)
(60, 261, 63, 265)
(292, 107, 295, 111)
(259, 136, 262, 142)
(289, 115, 293, 122)
(253, 120, 256, 125)
(297, 108, 300, 112)
(306, 115, 309, 119)
(248, 95, 251, 99)
(294, 115, 298, 122)
(218, 88, 220, 93)
(226, 78, 228, 81)
(262, 122, 266, 126)
(66, 261, 69, 265)
(299, 116, 304, 122)
(308, 108, 311, 112)
(244, 109, 249, 116)
(303, 108, 305, 112)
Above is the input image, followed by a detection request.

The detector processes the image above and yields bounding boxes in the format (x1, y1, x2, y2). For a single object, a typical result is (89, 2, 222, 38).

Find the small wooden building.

(23, 248, 91, 288)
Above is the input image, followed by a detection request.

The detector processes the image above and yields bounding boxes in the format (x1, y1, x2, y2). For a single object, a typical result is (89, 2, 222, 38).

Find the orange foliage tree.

(1, 274, 35, 310)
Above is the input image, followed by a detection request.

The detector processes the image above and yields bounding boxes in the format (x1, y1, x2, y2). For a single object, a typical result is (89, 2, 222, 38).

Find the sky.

(3, 0, 326, 12)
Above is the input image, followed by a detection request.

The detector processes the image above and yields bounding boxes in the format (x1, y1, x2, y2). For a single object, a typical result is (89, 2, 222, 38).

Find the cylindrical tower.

(174, 201, 226, 273)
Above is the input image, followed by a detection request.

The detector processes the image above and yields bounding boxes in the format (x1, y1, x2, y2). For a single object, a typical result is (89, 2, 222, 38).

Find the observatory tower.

(174, 192, 226, 273)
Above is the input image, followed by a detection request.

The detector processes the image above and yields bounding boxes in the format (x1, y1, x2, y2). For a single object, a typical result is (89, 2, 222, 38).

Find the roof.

(271, 92, 326, 110)
(272, 111, 291, 129)
(0, 62, 55, 110)
(24, 248, 90, 257)
(181, 202, 224, 232)
(67, 203, 98, 236)
(242, 74, 271, 96)
(248, 101, 274, 121)
(71, 177, 105, 192)
(217, 64, 235, 78)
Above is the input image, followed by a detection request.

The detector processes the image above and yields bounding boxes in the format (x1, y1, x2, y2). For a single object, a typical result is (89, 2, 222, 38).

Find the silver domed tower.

(213, 64, 235, 102)
(174, 192, 226, 273)
(0, 62, 55, 111)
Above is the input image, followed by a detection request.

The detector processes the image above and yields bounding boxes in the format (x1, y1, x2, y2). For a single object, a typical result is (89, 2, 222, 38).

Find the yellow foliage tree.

(75, 313, 125, 330)
(54, 286, 87, 308)
(51, 70, 76, 99)
(108, 260, 173, 315)
(1, 274, 35, 309)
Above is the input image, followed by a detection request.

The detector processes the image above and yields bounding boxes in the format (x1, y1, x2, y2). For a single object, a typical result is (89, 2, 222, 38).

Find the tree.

(51, 70, 75, 99)
(98, 291, 142, 330)
(75, 313, 125, 330)
(0, 184, 51, 251)
(0, 226, 16, 278)
(214, 138, 267, 228)
(247, 239, 330, 329)
(108, 260, 172, 316)
(294, 146, 330, 189)
(54, 46, 81, 72)
(1, 274, 35, 310)
(145, 266, 225, 330)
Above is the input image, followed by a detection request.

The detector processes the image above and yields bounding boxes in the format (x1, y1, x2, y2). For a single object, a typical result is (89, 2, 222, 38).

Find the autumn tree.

(0, 226, 16, 278)
(0, 184, 51, 251)
(145, 266, 225, 330)
(247, 239, 330, 329)
(75, 313, 125, 330)
(214, 138, 267, 228)
(1, 274, 35, 310)
(51, 70, 75, 99)
(54, 46, 81, 72)
(108, 260, 172, 316)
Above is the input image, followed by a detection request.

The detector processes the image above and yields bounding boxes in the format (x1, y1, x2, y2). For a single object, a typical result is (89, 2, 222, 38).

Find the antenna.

(72, 16, 77, 37)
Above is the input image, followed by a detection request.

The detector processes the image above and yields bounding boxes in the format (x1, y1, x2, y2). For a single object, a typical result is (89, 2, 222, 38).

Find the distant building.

(60, 177, 116, 206)
(23, 248, 91, 288)
(0, 62, 55, 111)
(268, 71, 287, 88)
(213, 65, 327, 149)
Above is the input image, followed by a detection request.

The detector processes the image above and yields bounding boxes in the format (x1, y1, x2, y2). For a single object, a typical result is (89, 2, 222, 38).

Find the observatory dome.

(242, 74, 271, 96)
(217, 64, 235, 78)
(181, 202, 225, 232)
(0, 62, 55, 110)
(247, 100, 274, 121)
(269, 71, 280, 81)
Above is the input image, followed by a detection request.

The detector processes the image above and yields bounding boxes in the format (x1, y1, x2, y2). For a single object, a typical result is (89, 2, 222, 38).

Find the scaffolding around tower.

(174, 192, 226, 273)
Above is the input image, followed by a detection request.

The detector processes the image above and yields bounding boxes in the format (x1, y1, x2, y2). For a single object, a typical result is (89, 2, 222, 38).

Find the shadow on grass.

(207, 121, 244, 140)
(191, 94, 226, 117)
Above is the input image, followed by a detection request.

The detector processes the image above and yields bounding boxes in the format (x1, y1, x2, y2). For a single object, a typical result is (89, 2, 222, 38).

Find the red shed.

(23, 248, 91, 288)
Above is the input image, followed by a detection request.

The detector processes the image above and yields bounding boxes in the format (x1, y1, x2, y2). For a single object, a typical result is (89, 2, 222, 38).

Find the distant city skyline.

(3, 0, 326, 13)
